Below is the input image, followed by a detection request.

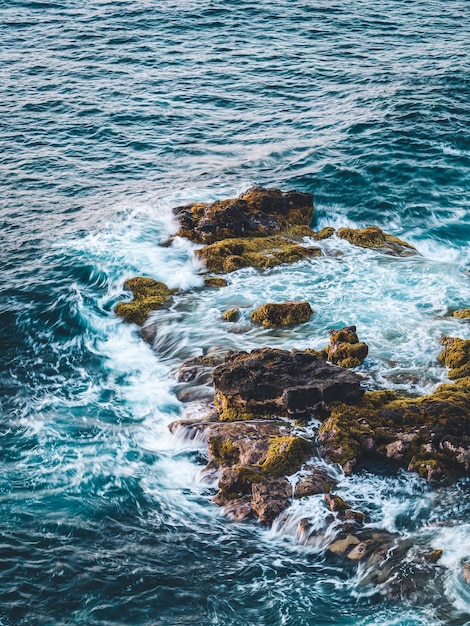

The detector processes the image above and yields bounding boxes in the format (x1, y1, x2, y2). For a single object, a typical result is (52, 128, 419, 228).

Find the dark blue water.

(1, 1, 470, 624)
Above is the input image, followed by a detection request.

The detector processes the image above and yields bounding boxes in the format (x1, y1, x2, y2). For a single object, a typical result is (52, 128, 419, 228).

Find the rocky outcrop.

(319, 379, 470, 479)
(195, 234, 321, 273)
(115, 277, 176, 325)
(212, 348, 364, 422)
(250, 301, 313, 328)
(204, 277, 228, 288)
(172, 186, 314, 244)
(336, 226, 416, 256)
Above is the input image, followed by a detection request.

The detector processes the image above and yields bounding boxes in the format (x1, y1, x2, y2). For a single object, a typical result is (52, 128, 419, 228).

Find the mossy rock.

(439, 336, 470, 379)
(336, 226, 416, 256)
(319, 380, 470, 478)
(115, 277, 176, 325)
(222, 308, 240, 322)
(204, 277, 228, 288)
(260, 435, 312, 476)
(195, 235, 321, 274)
(454, 309, 470, 319)
(172, 187, 314, 244)
(250, 301, 313, 328)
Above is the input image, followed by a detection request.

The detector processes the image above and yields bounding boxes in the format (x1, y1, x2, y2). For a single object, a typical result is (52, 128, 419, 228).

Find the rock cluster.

(115, 187, 468, 589)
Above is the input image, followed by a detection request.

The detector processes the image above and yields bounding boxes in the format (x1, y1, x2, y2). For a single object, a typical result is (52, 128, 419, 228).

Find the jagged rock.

(336, 226, 417, 257)
(195, 234, 321, 274)
(212, 348, 364, 422)
(115, 277, 176, 325)
(172, 186, 314, 244)
(251, 477, 292, 524)
(175, 354, 226, 383)
(222, 308, 240, 322)
(325, 493, 351, 512)
(422, 549, 443, 564)
(319, 371, 470, 479)
(251, 301, 313, 328)
(294, 466, 336, 498)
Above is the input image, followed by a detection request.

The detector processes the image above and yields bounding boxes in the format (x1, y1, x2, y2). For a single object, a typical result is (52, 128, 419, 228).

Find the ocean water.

(1, 0, 470, 624)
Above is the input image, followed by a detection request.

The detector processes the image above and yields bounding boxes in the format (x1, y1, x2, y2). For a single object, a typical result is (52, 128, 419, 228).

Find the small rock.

(251, 477, 292, 524)
(463, 563, 470, 585)
(325, 493, 351, 512)
(222, 308, 240, 322)
(294, 467, 336, 498)
(251, 301, 313, 328)
(328, 535, 360, 555)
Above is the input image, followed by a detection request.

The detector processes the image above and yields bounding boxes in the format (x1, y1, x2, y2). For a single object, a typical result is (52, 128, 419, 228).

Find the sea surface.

(1, 1, 470, 624)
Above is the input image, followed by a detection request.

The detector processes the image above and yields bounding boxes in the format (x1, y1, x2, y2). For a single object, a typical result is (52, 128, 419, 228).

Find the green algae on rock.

(319, 377, 470, 479)
(115, 277, 176, 325)
(172, 186, 314, 244)
(195, 234, 321, 274)
(326, 326, 369, 368)
(453, 308, 470, 319)
(438, 336, 470, 380)
(204, 277, 228, 288)
(250, 301, 313, 328)
(222, 308, 240, 322)
(336, 226, 417, 256)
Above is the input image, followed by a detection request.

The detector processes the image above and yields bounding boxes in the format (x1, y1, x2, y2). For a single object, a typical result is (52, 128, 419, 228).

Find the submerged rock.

(195, 234, 321, 274)
(336, 226, 416, 256)
(172, 186, 314, 244)
(212, 348, 364, 422)
(250, 301, 313, 328)
(115, 277, 176, 325)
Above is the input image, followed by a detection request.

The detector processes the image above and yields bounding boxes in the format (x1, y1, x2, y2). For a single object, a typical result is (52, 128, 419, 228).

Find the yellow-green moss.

(438, 337, 470, 379)
(195, 236, 321, 274)
(222, 308, 240, 322)
(204, 277, 228, 288)
(218, 465, 264, 497)
(260, 436, 312, 476)
(115, 277, 176, 325)
(454, 309, 470, 319)
(336, 226, 415, 253)
(250, 301, 313, 328)
(214, 393, 264, 422)
(209, 440, 239, 467)
(327, 342, 369, 368)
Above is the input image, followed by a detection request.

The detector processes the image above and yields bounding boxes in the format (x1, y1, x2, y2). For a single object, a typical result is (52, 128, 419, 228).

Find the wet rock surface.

(172, 186, 314, 244)
(115, 277, 176, 325)
(336, 226, 417, 256)
(213, 348, 364, 421)
(250, 301, 313, 328)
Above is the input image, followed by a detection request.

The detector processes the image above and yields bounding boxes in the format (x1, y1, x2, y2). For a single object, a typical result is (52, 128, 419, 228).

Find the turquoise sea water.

(1, 1, 470, 624)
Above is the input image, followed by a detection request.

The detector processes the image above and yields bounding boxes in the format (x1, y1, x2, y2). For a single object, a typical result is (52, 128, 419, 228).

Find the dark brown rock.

(172, 186, 314, 244)
(251, 477, 292, 524)
(213, 348, 364, 422)
(294, 467, 336, 498)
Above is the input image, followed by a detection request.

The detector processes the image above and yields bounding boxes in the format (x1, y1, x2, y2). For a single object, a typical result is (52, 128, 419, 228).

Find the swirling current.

(1, 1, 470, 624)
